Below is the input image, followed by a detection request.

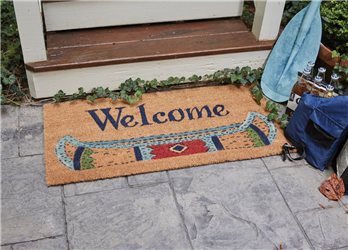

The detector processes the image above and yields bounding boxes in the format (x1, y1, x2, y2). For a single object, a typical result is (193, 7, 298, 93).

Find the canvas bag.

(284, 93, 348, 171)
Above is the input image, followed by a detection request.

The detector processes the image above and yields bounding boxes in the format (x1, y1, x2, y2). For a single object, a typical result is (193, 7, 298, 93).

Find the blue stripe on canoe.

(249, 124, 270, 146)
(134, 147, 143, 161)
(211, 136, 224, 150)
(73, 147, 85, 170)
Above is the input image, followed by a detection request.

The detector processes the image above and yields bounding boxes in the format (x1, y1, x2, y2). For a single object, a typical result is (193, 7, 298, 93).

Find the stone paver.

(11, 236, 67, 250)
(18, 106, 43, 156)
(296, 207, 348, 249)
(65, 183, 191, 250)
(64, 177, 127, 197)
(268, 164, 340, 213)
(127, 171, 168, 187)
(1, 106, 19, 159)
(19, 105, 43, 128)
(169, 159, 311, 249)
(1, 155, 65, 244)
(19, 127, 43, 156)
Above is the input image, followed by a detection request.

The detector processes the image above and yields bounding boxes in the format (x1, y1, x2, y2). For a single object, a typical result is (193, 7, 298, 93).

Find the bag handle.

(282, 143, 306, 161)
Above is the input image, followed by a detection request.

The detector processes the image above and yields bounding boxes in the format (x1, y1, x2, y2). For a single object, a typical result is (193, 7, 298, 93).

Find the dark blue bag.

(284, 93, 348, 170)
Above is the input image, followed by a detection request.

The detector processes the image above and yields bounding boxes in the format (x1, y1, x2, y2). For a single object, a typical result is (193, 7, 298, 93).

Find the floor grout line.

(261, 158, 315, 250)
(127, 180, 169, 188)
(2, 153, 44, 161)
(0, 235, 66, 247)
(61, 186, 70, 250)
(294, 204, 344, 215)
(166, 171, 194, 250)
(267, 163, 310, 172)
(329, 245, 348, 250)
(63, 180, 166, 198)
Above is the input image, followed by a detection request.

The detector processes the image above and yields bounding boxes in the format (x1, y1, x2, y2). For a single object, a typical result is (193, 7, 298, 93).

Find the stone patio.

(1, 105, 348, 250)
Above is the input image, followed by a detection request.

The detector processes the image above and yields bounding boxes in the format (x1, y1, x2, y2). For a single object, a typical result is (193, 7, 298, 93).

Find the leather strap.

(282, 143, 306, 161)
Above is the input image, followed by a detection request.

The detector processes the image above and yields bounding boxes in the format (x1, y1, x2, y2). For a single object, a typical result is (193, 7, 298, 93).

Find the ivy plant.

(265, 100, 289, 129)
(54, 66, 264, 104)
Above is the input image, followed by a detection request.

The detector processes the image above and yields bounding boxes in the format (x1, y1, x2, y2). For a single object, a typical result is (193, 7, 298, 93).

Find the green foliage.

(250, 84, 263, 105)
(53, 66, 264, 104)
(53, 87, 119, 103)
(1, 1, 28, 105)
(265, 100, 289, 129)
(241, 1, 255, 29)
(332, 51, 348, 91)
(321, 0, 348, 55)
(321, 1, 348, 89)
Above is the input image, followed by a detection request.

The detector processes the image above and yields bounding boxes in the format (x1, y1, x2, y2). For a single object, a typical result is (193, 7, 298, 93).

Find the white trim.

(28, 50, 270, 98)
(252, 0, 285, 41)
(13, 0, 47, 62)
(43, 1, 243, 31)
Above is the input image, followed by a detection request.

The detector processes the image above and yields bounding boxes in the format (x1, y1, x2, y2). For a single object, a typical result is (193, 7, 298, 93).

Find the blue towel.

(261, 0, 322, 103)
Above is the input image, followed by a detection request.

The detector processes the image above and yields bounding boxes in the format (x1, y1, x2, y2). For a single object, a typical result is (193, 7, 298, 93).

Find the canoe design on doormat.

(55, 112, 276, 171)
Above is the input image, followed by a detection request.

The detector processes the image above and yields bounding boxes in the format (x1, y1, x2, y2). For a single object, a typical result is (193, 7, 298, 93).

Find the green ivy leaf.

(280, 120, 288, 129)
(280, 113, 289, 122)
(251, 85, 263, 105)
(53, 90, 66, 102)
(332, 50, 340, 58)
(86, 95, 97, 102)
(265, 100, 274, 111)
(267, 113, 277, 121)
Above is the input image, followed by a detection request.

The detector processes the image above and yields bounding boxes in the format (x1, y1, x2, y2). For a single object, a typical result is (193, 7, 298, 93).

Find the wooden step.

(26, 18, 274, 73)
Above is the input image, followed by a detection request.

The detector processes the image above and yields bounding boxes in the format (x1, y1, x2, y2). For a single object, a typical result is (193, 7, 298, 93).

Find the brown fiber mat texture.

(44, 85, 287, 185)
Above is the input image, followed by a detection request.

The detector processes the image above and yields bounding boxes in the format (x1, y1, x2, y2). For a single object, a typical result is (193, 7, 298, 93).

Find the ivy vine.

(265, 100, 289, 129)
(53, 66, 264, 104)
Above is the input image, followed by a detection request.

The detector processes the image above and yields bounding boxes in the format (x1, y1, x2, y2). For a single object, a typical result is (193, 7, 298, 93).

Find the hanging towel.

(261, 0, 322, 103)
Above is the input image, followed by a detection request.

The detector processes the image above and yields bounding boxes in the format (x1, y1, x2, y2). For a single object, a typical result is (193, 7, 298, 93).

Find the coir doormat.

(44, 85, 286, 185)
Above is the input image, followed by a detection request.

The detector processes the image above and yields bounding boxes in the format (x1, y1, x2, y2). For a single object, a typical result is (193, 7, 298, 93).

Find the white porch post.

(13, 0, 47, 63)
(13, 0, 47, 98)
(252, 0, 286, 41)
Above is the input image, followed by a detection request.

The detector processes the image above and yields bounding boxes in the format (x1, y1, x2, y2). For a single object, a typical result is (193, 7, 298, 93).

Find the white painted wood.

(13, 0, 47, 62)
(252, 0, 285, 41)
(27, 50, 270, 98)
(43, 1, 244, 31)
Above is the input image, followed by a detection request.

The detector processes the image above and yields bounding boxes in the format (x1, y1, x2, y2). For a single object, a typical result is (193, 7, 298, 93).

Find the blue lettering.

(185, 106, 213, 120)
(213, 104, 229, 116)
(138, 104, 152, 126)
(153, 112, 168, 124)
(121, 115, 138, 127)
(87, 107, 125, 131)
(168, 109, 185, 122)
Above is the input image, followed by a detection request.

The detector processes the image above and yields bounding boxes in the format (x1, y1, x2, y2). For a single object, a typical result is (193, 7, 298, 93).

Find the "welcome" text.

(87, 103, 229, 131)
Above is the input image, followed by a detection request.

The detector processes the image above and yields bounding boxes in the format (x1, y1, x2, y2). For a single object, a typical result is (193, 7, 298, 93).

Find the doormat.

(44, 85, 287, 185)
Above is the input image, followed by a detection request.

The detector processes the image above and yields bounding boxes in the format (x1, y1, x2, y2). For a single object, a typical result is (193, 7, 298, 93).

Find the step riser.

(27, 50, 269, 98)
(42, 1, 243, 31)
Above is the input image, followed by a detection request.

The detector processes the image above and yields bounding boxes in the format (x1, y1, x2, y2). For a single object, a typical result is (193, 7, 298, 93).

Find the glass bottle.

(316, 67, 327, 84)
(330, 73, 341, 91)
(306, 61, 315, 78)
(325, 84, 335, 98)
(311, 76, 326, 96)
(298, 67, 312, 89)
